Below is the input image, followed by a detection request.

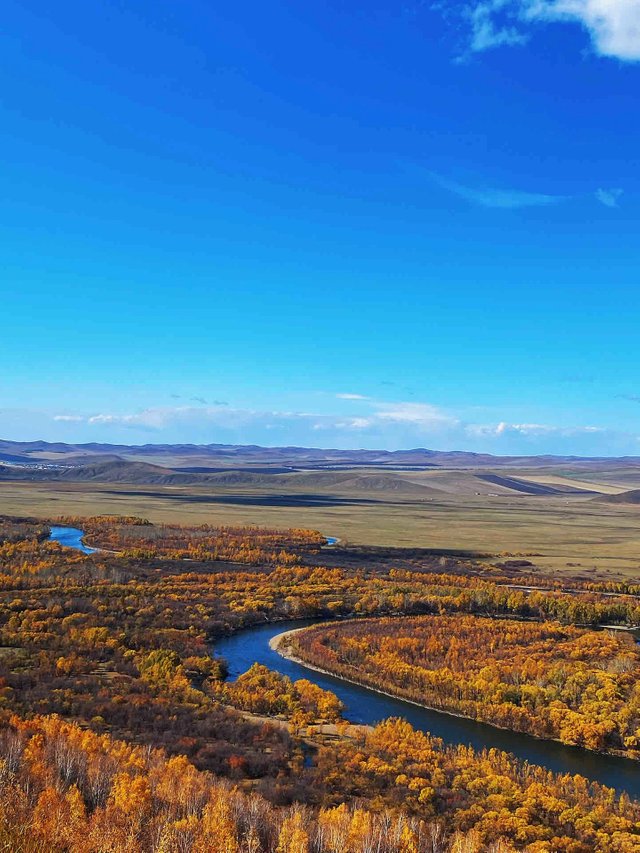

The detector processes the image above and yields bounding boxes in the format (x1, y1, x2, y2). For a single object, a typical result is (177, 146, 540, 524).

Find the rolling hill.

(2, 437, 640, 472)
(598, 489, 640, 505)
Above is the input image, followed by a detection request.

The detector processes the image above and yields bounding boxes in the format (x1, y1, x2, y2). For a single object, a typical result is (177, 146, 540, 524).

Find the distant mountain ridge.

(2, 438, 638, 471)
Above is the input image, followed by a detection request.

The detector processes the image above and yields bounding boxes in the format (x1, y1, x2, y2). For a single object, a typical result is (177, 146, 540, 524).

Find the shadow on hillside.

(102, 490, 380, 507)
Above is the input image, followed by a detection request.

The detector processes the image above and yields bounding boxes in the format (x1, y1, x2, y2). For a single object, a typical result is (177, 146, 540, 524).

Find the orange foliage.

(289, 615, 640, 756)
(0, 714, 461, 853)
(0, 515, 638, 851)
(57, 515, 326, 565)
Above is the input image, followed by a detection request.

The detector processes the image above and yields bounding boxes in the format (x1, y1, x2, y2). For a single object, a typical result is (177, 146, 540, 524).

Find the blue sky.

(2, 0, 639, 454)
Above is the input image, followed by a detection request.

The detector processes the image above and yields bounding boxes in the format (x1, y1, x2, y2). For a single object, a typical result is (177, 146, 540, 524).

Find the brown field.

(2, 463, 640, 581)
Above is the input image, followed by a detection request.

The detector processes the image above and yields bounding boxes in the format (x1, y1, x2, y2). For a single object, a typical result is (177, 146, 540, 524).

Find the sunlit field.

(2, 462, 639, 580)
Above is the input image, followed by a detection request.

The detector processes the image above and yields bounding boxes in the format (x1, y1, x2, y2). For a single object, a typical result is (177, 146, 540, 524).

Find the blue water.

(48, 525, 98, 554)
(214, 619, 640, 798)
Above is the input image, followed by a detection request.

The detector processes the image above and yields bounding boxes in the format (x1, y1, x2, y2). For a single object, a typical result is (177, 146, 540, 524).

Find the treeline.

(382, 569, 640, 628)
(287, 615, 640, 755)
(56, 515, 327, 565)
(0, 515, 50, 545)
(496, 574, 640, 598)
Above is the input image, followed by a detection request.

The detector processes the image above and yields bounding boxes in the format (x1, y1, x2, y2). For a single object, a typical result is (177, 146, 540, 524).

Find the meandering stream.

(214, 619, 640, 797)
(50, 526, 640, 797)
(48, 525, 98, 554)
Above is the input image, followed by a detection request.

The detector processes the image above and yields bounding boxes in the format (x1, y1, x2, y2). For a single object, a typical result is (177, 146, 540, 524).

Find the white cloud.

(345, 418, 373, 429)
(428, 172, 623, 211)
(84, 405, 256, 433)
(595, 187, 623, 207)
(526, 0, 640, 61)
(468, 420, 607, 439)
(51, 401, 459, 438)
(4, 400, 638, 456)
(428, 172, 568, 208)
(468, 0, 530, 51)
(335, 393, 369, 400)
(56, 404, 618, 447)
(373, 401, 460, 429)
(459, 0, 640, 61)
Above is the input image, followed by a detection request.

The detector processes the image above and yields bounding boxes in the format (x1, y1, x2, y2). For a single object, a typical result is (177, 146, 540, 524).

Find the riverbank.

(271, 626, 521, 730)
(223, 697, 370, 745)
(271, 625, 640, 765)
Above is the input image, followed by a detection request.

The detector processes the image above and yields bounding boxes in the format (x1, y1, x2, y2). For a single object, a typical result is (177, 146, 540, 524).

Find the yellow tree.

(276, 811, 309, 853)
(398, 824, 419, 853)
(194, 790, 240, 853)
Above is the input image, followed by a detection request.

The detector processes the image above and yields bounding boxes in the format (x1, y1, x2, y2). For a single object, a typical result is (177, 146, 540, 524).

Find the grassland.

(2, 461, 640, 580)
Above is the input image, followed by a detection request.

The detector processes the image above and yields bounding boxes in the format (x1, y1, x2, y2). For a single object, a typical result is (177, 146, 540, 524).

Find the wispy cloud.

(335, 393, 369, 400)
(81, 401, 454, 437)
(468, 420, 606, 438)
(37, 399, 638, 456)
(373, 401, 460, 429)
(171, 393, 228, 405)
(452, 0, 640, 62)
(527, 0, 640, 62)
(428, 172, 623, 210)
(595, 187, 623, 208)
(429, 172, 568, 209)
(85, 405, 244, 432)
(467, 0, 529, 52)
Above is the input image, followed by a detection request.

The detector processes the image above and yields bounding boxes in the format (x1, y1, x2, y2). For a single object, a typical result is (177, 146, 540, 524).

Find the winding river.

(214, 619, 640, 797)
(48, 525, 98, 554)
(49, 526, 640, 797)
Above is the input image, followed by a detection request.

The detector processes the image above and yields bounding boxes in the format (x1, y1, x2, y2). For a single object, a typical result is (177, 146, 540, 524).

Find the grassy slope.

(1, 462, 639, 580)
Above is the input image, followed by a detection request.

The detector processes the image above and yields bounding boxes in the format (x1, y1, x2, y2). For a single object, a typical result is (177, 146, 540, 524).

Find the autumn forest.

(0, 514, 639, 852)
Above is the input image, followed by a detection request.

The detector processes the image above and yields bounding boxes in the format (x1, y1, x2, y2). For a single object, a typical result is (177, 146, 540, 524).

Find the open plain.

(2, 442, 640, 581)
